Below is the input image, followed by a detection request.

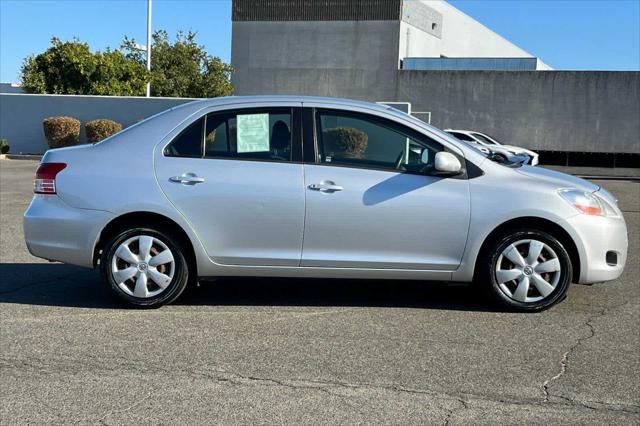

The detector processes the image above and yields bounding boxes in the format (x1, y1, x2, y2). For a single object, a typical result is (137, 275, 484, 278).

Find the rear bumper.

(23, 195, 113, 268)
(564, 213, 628, 284)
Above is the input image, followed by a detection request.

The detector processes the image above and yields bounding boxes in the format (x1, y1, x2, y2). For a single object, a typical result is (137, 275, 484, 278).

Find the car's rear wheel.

(483, 229, 572, 311)
(100, 227, 190, 308)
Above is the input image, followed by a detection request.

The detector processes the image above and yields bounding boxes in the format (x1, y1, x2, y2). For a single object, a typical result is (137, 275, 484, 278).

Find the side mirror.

(434, 151, 462, 175)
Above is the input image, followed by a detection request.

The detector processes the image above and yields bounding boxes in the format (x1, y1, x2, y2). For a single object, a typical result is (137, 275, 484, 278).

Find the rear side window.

(164, 108, 293, 162)
(164, 117, 204, 157)
(205, 108, 292, 161)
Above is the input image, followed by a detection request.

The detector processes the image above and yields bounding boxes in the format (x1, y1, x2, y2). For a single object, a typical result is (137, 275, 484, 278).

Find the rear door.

(155, 104, 305, 266)
(301, 107, 471, 270)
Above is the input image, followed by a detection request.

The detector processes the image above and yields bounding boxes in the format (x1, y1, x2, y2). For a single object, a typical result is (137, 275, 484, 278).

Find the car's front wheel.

(100, 227, 190, 308)
(483, 229, 572, 311)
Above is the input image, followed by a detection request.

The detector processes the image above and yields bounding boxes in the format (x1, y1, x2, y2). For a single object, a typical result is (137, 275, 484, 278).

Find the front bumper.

(23, 195, 113, 268)
(564, 213, 628, 284)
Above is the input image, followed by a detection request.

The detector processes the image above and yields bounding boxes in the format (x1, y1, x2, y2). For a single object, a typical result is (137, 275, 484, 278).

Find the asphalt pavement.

(1, 159, 638, 424)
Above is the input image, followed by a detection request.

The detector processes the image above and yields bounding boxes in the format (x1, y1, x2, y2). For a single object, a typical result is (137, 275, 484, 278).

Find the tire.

(495, 153, 508, 163)
(100, 227, 190, 308)
(481, 229, 572, 312)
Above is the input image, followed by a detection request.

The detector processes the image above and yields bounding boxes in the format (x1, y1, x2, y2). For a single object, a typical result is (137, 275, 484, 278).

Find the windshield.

(472, 132, 499, 145)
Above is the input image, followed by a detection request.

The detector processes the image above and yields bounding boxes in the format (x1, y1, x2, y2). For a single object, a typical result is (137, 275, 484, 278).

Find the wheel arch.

(473, 216, 581, 283)
(93, 211, 197, 275)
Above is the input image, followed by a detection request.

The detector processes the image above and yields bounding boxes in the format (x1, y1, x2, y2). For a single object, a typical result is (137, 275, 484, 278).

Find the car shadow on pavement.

(0, 263, 498, 312)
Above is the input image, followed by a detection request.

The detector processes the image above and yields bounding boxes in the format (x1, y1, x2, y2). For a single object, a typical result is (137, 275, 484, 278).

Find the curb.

(0, 154, 43, 161)
(576, 175, 640, 182)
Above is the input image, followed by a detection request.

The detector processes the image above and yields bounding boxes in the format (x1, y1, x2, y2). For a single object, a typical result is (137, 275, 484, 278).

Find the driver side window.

(315, 109, 442, 172)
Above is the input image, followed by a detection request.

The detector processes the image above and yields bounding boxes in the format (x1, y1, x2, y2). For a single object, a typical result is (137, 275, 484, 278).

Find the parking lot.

(1, 159, 638, 424)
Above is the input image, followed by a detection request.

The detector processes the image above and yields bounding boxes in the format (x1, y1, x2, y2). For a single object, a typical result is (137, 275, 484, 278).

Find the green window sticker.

(237, 113, 270, 153)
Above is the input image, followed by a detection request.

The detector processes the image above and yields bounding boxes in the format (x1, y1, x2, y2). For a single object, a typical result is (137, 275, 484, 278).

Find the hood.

(489, 145, 517, 155)
(515, 165, 599, 192)
(501, 145, 536, 156)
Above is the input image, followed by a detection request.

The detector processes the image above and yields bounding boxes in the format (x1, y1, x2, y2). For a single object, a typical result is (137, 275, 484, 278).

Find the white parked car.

(23, 96, 627, 311)
(445, 129, 539, 165)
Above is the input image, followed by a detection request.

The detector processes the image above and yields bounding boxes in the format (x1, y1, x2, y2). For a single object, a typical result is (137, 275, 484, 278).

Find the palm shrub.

(43, 116, 81, 148)
(85, 119, 123, 143)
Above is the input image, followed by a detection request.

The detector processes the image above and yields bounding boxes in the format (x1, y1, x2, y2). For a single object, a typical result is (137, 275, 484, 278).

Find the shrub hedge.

(0, 138, 9, 154)
(42, 116, 81, 148)
(323, 127, 368, 159)
(85, 119, 123, 143)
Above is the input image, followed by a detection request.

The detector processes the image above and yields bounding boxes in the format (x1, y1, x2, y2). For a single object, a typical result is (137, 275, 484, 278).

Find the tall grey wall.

(234, 68, 639, 154)
(232, 20, 401, 99)
(397, 71, 639, 153)
(0, 94, 195, 154)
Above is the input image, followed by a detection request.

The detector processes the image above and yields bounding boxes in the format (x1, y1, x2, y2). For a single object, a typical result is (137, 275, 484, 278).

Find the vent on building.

(232, 0, 403, 21)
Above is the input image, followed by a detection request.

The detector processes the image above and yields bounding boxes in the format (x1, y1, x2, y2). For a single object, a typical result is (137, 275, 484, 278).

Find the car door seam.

(299, 164, 308, 267)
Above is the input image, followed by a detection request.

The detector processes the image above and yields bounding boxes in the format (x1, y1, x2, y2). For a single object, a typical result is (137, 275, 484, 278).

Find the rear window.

(471, 133, 498, 145)
(448, 132, 475, 142)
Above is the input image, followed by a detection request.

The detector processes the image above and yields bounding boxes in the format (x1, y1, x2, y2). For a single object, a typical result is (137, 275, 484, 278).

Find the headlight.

(558, 189, 618, 216)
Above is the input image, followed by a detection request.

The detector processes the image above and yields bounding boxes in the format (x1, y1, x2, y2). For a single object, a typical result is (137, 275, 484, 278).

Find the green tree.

(20, 31, 233, 98)
(21, 37, 148, 96)
(123, 30, 234, 98)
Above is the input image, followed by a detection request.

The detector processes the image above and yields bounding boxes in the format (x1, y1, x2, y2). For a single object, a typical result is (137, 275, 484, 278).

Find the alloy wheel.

(111, 235, 175, 298)
(495, 239, 561, 303)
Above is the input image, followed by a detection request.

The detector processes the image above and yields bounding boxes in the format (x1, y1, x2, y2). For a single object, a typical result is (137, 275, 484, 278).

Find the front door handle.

(308, 181, 343, 193)
(169, 172, 205, 185)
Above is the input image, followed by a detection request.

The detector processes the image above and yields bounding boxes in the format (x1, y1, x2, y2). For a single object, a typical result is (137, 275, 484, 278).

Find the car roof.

(444, 129, 475, 134)
(180, 95, 396, 114)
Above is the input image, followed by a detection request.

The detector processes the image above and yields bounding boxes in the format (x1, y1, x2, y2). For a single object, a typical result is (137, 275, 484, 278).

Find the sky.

(1, 0, 639, 83)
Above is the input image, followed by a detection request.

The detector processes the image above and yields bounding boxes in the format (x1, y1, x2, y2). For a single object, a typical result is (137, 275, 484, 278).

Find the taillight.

(34, 163, 67, 194)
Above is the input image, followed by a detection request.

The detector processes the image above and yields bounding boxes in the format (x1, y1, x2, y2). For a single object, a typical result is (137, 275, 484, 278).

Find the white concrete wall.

(399, 21, 441, 59)
(399, 0, 552, 69)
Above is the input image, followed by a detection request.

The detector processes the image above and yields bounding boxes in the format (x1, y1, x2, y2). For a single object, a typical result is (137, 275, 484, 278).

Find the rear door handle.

(169, 172, 205, 185)
(308, 181, 343, 193)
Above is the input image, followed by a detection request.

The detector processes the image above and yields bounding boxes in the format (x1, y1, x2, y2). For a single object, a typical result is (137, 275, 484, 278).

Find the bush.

(323, 127, 368, 158)
(0, 138, 9, 154)
(43, 116, 81, 148)
(85, 119, 123, 143)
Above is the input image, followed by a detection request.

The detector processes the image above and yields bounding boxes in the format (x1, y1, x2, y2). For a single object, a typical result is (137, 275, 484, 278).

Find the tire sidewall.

(488, 229, 572, 311)
(101, 227, 189, 308)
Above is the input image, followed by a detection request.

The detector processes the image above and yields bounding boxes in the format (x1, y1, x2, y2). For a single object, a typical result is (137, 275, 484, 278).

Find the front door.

(155, 106, 305, 266)
(301, 108, 470, 270)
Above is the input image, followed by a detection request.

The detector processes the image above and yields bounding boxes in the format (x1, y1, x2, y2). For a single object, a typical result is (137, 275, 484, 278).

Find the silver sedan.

(23, 96, 628, 310)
